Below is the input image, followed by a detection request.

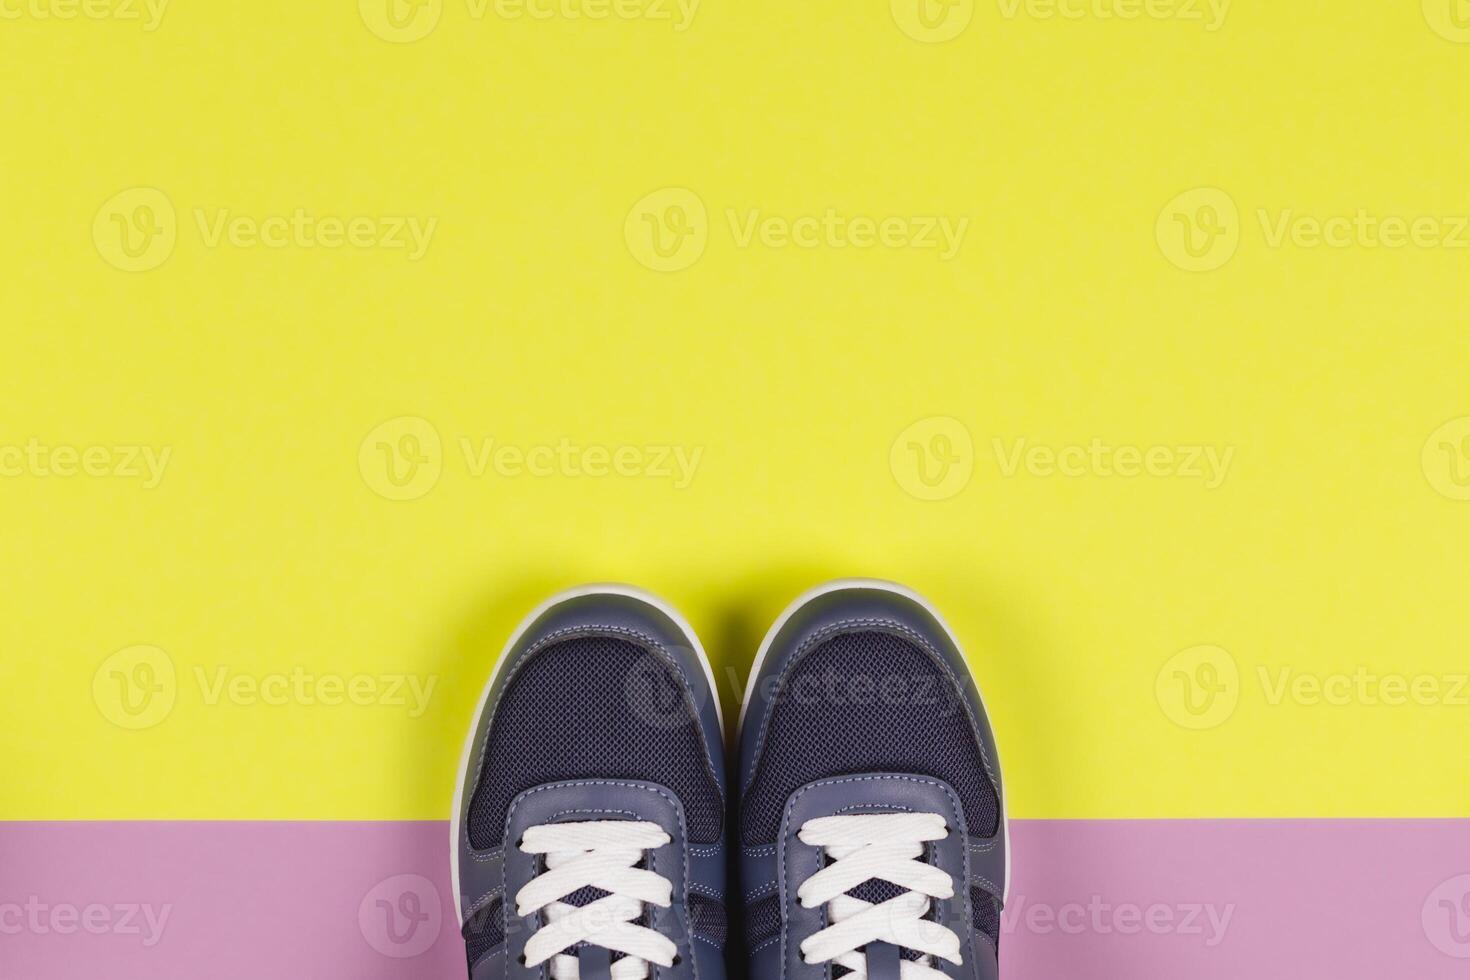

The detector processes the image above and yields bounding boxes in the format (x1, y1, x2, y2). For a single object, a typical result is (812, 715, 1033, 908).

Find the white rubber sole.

(448, 583, 722, 918)
(737, 578, 1011, 903)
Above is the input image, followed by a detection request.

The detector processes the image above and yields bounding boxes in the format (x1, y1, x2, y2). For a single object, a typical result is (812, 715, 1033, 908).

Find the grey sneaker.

(736, 580, 1008, 980)
(451, 585, 728, 980)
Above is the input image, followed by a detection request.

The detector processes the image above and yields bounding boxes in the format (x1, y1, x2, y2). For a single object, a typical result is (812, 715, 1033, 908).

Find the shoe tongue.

(577, 945, 613, 980)
(865, 941, 903, 980)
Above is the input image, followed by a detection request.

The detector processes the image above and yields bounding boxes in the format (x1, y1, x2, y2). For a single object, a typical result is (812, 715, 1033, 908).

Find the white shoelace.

(516, 820, 678, 980)
(797, 812, 962, 980)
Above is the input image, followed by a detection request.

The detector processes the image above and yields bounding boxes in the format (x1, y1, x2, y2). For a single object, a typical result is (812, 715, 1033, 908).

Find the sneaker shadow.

(412, 561, 1054, 980)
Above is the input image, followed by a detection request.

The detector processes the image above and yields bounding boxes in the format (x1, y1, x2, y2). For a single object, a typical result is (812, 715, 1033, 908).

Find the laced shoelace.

(516, 820, 678, 980)
(797, 812, 962, 980)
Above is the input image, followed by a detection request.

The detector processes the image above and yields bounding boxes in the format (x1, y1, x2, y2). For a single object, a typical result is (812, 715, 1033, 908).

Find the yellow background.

(2, 0, 1467, 820)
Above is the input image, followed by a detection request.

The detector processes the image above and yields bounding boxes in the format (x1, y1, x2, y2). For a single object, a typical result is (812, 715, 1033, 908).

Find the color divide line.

(0, 819, 1466, 978)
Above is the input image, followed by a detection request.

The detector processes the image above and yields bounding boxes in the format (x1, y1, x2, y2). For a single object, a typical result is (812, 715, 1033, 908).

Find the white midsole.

(736, 578, 1011, 903)
(448, 583, 722, 919)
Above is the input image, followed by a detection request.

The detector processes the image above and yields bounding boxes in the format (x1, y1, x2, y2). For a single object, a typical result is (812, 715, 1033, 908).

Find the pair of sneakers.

(451, 580, 1008, 980)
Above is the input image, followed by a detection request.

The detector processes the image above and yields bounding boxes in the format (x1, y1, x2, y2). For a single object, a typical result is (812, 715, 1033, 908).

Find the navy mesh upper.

(687, 893, 727, 948)
(972, 885, 1001, 948)
(467, 635, 723, 849)
(462, 897, 503, 969)
(741, 629, 1000, 846)
(744, 894, 782, 951)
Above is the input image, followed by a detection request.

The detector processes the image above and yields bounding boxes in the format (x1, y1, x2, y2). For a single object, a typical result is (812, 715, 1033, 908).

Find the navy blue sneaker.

(452, 585, 728, 980)
(736, 580, 1008, 980)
